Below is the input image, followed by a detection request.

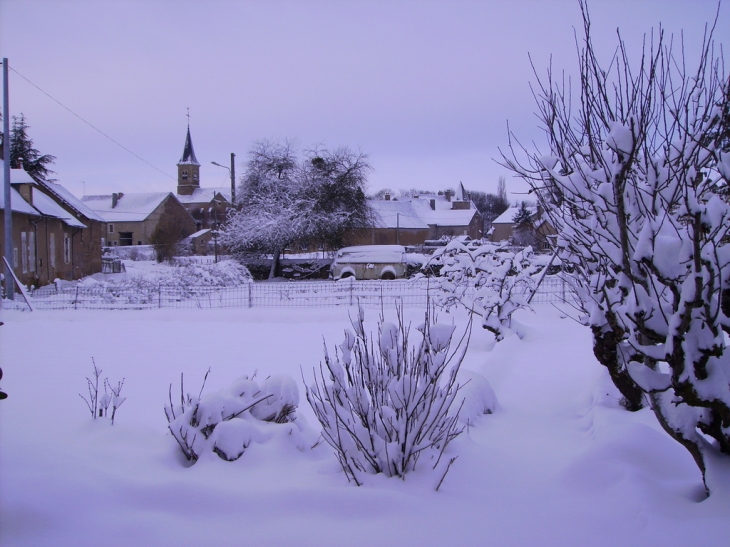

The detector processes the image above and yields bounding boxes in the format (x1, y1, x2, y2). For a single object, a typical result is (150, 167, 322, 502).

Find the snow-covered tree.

(10, 114, 56, 182)
(427, 240, 538, 341)
(221, 140, 373, 278)
(502, 1, 730, 495)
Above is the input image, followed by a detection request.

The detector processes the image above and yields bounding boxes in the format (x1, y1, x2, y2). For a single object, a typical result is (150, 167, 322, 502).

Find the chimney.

(430, 199, 436, 210)
(445, 190, 452, 202)
(17, 158, 24, 170)
(384, 192, 391, 201)
(112, 193, 119, 208)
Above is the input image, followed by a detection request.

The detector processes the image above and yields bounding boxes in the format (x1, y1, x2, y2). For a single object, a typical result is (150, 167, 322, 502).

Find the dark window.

(118, 232, 133, 246)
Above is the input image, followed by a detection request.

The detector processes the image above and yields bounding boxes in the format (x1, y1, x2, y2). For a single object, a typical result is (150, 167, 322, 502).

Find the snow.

(81, 192, 175, 222)
(1, 304, 729, 546)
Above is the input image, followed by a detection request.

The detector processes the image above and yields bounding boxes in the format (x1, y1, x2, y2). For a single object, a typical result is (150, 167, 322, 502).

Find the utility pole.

(212, 154, 236, 206)
(2, 58, 13, 300)
(230, 152, 235, 204)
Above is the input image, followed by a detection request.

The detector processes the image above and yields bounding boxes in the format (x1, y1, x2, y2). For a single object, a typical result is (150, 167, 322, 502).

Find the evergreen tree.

(512, 201, 533, 227)
(10, 114, 56, 182)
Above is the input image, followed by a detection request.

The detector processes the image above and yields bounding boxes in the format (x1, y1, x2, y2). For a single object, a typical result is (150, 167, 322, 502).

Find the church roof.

(82, 192, 175, 222)
(178, 127, 200, 166)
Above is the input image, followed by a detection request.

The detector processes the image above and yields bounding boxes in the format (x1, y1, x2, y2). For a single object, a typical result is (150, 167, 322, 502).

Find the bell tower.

(177, 123, 200, 196)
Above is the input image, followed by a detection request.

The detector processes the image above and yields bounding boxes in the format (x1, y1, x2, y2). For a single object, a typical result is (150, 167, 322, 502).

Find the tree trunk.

(268, 249, 281, 279)
(591, 326, 644, 411)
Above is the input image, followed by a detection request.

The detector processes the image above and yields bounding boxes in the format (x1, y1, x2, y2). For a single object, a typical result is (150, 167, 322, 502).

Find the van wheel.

(381, 271, 396, 280)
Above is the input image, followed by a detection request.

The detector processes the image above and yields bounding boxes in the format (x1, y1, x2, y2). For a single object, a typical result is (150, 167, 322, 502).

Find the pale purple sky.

(1, 0, 727, 202)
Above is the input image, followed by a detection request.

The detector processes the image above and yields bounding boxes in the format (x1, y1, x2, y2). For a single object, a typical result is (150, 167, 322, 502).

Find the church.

(174, 125, 231, 231)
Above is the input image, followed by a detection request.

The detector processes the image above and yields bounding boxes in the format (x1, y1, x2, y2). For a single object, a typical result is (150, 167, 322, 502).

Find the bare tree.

(502, 1, 730, 495)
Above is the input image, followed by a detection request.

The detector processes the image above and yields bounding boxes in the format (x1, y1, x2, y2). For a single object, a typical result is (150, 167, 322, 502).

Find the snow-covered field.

(1, 303, 728, 546)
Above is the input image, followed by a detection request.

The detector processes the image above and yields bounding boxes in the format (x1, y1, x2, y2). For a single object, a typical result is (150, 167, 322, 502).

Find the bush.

(426, 240, 538, 340)
(164, 369, 301, 462)
(306, 306, 470, 487)
(79, 358, 126, 424)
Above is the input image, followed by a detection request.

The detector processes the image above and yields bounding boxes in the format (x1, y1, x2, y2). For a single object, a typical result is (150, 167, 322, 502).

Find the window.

(29, 232, 36, 273)
(193, 172, 198, 181)
(118, 232, 133, 246)
(182, 170, 188, 181)
(137, 241, 142, 245)
(50, 233, 56, 269)
(108, 224, 114, 234)
(21, 232, 28, 274)
(13, 247, 18, 268)
(64, 236, 71, 264)
(113, 241, 118, 246)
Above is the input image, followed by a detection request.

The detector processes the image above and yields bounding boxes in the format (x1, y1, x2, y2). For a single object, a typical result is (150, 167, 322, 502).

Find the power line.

(9, 66, 175, 181)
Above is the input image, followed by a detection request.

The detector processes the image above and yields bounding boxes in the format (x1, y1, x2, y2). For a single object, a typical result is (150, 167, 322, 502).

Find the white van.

(331, 245, 407, 280)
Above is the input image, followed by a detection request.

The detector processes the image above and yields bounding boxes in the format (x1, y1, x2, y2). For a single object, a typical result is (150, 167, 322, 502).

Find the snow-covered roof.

(188, 228, 212, 238)
(82, 192, 174, 222)
(369, 193, 478, 229)
(178, 127, 200, 166)
(38, 181, 106, 223)
(369, 200, 429, 229)
(0, 186, 41, 215)
(410, 198, 477, 227)
(492, 206, 537, 225)
(32, 189, 87, 228)
(0, 159, 38, 185)
(176, 187, 231, 205)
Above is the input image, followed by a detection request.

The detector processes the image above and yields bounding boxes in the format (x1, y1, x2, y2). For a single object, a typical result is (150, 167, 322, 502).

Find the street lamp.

(211, 152, 236, 205)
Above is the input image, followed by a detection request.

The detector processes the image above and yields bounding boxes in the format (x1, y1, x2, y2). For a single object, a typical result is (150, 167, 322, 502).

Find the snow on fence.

(3, 276, 576, 311)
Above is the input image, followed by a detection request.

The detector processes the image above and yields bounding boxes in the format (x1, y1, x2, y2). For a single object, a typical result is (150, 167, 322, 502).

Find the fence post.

(561, 276, 565, 303)
(159, 285, 162, 308)
(74, 286, 79, 310)
(248, 282, 253, 308)
(349, 281, 353, 307)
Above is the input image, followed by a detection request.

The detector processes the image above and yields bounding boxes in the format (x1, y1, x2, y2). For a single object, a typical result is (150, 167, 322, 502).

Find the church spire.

(179, 126, 200, 166)
(177, 122, 201, 195)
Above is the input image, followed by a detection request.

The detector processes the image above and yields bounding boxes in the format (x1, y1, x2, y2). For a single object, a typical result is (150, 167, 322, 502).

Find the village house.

(349, 184, 482, 246)
(0, 160, 105, 288)
(490, 204, 557, 251)
(82, 191, 196, 247)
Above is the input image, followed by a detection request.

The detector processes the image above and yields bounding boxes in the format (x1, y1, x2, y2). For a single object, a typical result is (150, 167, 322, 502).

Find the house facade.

(1, 161, 105, 288)
(490, 205, 557, 251)
(82, 192, 196, 246)
(349, 185, 483, 247)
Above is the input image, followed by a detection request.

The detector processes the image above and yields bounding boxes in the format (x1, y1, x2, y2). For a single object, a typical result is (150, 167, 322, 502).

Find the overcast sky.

(1, 0, 728, 202)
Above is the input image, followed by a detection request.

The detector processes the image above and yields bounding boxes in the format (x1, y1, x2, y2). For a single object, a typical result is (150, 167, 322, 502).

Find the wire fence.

(3, 276, 577, 311)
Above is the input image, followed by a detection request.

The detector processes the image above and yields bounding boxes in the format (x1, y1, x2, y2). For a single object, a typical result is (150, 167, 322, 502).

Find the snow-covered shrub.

(164, 370, 301, 462)
(306, 306, 470, 487)
(79, 358, 126, 424)
(456, 370, 500, 427)
(426, 240, 538, 340)
(75, 260, 253, 305)
(502, 2, 730, 494)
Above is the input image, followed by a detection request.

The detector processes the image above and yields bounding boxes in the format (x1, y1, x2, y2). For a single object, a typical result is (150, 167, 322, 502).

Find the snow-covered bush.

(426, 240, 538, 340)
(164, 370, 301, 462)
(502, 1, 730, 494)
(306, 306, 470, 487)
(79, 358, 126, 424)
(76, 259, 253, 305)
(456, 369, 500, 427)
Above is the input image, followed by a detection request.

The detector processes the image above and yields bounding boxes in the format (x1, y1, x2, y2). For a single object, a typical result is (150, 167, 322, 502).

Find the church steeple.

(177, 125, 201, 196)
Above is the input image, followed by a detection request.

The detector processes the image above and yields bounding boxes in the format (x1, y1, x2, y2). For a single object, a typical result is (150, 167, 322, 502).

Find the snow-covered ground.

(1, 304, 728, 546)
